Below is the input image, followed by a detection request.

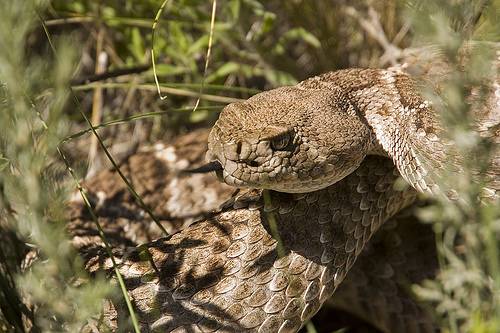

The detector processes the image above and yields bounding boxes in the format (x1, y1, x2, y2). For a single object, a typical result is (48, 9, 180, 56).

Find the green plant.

(0, 0, 498, 332)
(0, 1, 114, 331)
(406, 1, 500, 332)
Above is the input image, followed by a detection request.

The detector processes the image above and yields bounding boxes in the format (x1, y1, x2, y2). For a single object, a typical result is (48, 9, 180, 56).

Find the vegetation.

(0, 0, 498, 332)
(407, 1, 500, 332)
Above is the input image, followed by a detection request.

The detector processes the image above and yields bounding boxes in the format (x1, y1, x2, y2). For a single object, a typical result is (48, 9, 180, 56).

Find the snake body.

(88, 156, 420, 332)
(72, 64, 499, 332)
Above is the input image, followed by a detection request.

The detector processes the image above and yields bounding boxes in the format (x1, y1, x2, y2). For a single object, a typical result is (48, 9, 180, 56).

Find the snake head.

(206, 86, 372, 193)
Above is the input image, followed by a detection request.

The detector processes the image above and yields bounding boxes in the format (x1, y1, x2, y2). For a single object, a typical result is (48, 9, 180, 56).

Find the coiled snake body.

(73, 67, 499, 332)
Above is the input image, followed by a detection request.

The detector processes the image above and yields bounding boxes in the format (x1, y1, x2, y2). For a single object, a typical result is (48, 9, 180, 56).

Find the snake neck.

(299, 68, 453, 196)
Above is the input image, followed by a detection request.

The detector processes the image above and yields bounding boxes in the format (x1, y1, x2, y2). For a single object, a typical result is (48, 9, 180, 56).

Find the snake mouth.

(184, 158, 251, 187)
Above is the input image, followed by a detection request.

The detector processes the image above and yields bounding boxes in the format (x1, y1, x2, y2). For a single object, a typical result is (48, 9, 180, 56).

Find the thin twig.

(345, 6, 402, 66)
(44, 16, 95, 26)
(44, 14, 198, 28)
(392, 21, 411, 46)
(88, 24, 107, 178)
(70, 64, 150, 85)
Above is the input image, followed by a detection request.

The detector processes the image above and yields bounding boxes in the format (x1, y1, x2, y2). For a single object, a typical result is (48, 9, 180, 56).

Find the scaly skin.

(208, 65, 500, 199)
(88, 156, 417, 332)
(331, 211, 438, 332)
(208, 68, 449, 195)
(77, 62, 498, 331)
(68, 130, 434, 332)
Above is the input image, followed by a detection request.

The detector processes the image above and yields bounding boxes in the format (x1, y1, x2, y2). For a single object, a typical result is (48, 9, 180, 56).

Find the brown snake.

(71, 65, 499, 332)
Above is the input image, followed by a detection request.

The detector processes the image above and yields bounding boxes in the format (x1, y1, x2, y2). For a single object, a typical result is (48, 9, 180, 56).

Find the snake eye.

(270, 132, 292, 150)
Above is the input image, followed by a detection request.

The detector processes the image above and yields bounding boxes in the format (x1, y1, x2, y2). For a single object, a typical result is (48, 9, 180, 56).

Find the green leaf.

(263, 70, 297, 86)
(281, 27, 321, 48)
(229, 0, 240, 21)
(187, 35, 209, 55)
(0, 156, 9, 172)
(259, 12, 276, 36)
(150, 64, 191, 76)
(189, 109, 209, 123)
(130, 27, 145, 60)
(205, 62, 240, 83)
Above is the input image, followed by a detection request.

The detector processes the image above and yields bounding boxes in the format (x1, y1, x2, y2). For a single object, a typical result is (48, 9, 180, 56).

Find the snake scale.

(71, 64, 499, 332)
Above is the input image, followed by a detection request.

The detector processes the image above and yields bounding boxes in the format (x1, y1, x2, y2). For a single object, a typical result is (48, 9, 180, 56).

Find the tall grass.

(0, 1, 113, 331)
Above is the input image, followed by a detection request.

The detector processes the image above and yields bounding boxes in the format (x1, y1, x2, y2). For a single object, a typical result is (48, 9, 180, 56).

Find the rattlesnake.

(72, 64, 498, 332)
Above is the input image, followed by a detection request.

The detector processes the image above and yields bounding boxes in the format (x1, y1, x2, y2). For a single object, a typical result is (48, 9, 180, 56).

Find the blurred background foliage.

(47, 0, 412, 141)
(0, 0, 498, 332)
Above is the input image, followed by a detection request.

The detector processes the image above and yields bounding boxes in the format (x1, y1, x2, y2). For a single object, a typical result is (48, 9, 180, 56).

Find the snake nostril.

(223, 143, 239, 160)
(236, 141, 242, 155)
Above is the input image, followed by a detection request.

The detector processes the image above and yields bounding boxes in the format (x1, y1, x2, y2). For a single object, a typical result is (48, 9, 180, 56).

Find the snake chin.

(212, 157, 346, 193)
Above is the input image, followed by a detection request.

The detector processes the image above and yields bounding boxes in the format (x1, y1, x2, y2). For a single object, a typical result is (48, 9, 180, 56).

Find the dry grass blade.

(262, 190, 286, 259)
(59, 106, 223, 144)
(344, 6, 402, 66)
(193, 0, 217, 112)
(38, 14, 142, 332)
(57, 146, 141, 333)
